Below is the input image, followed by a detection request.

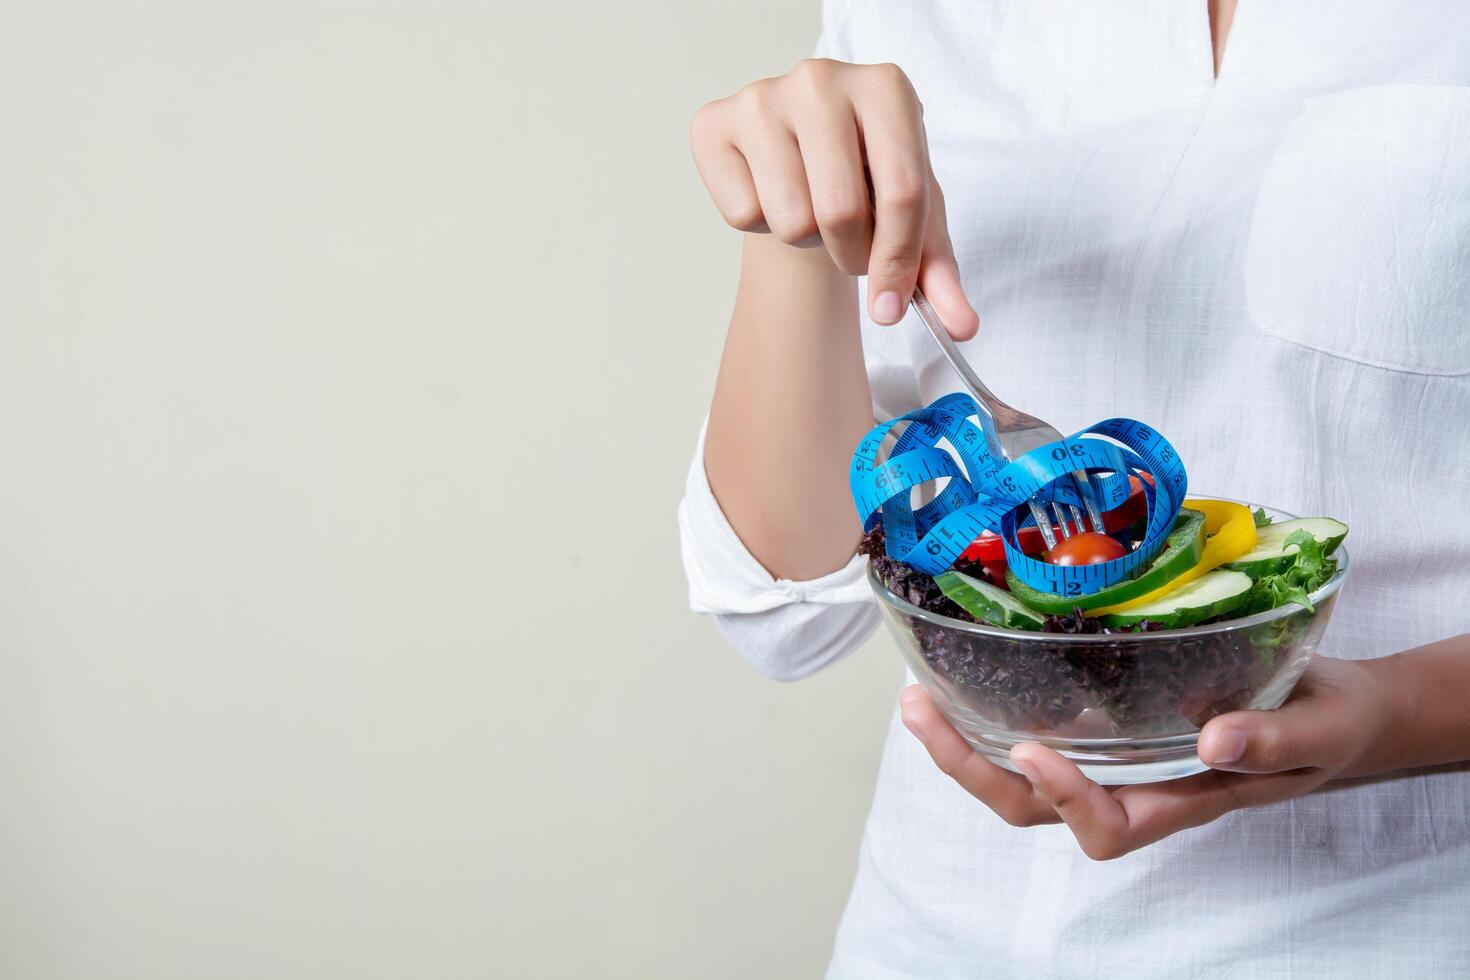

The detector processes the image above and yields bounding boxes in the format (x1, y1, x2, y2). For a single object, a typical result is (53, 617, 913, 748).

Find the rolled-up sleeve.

(677, 420, 880, 682)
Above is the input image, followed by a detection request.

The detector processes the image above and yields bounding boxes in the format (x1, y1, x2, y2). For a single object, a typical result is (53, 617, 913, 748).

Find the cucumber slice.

(1224, 517, 1349, 579)
(1098, 569, 1254, 630)
(1005, 508, 1207, 615)
(936, 570, 1045, 631)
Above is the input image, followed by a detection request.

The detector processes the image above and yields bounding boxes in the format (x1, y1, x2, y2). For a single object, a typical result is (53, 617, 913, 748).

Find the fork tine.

(1051, 501, 1073, 539)
(1062, 475, 1086, 535)
(1072, 471, 1108, 533)
(1027, 498, 1058, 550)
(1067, 504, 1086, 536)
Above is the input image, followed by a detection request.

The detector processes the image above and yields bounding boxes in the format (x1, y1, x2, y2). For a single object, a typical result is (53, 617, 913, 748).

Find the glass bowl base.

(955, 726, 1210, 786)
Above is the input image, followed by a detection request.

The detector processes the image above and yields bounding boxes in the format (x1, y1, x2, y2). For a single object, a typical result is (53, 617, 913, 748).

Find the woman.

(679, 1, 1470, 976)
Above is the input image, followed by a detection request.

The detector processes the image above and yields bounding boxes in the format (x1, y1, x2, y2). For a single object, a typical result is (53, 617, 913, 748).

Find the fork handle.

(910, 289, 1007, 459)
(911, 289, 992, 401)
(911, 288, 1109, 539)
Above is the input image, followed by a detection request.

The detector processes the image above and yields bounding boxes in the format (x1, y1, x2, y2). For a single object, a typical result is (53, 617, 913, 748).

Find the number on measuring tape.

(849, 395, 1188, 597)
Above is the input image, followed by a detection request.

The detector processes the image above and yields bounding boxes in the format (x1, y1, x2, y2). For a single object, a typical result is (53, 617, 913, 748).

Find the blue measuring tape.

(849, 393, 1189, 597)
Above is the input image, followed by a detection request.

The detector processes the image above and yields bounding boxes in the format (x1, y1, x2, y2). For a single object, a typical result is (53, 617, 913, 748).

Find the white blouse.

(678, 2, 1470, 976)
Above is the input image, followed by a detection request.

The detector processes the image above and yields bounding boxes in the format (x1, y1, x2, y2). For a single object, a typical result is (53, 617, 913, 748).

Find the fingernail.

(872, 290, 903, 324)
(1203, 727, 1247, 765)
(1014, 760, 1040, 784)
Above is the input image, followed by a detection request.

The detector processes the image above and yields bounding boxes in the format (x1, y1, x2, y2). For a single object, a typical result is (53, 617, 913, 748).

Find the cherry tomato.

(1044, 531, 1129, 566)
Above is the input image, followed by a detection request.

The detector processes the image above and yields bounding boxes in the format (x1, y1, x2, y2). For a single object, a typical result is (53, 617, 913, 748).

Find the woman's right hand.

(689, 59, 978, 337)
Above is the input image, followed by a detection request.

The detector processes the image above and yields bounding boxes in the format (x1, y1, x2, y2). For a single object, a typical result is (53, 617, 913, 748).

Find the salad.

(863, 487, 1348, 635)
(862, 498, 1349, 734)
(852, 399, 1353, 739)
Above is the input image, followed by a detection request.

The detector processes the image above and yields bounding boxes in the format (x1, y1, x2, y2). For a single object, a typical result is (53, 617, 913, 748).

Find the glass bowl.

(870, 501, 1349, 784)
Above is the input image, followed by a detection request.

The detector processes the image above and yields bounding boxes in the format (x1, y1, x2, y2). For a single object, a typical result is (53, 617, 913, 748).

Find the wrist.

(1351, 654, 1422, 776)
(1350, 635, 1470, 776)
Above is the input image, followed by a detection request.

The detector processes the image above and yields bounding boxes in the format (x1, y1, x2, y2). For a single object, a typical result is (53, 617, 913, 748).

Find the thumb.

(1197, 697, 1354, 774)
(916, 179, 979, 340)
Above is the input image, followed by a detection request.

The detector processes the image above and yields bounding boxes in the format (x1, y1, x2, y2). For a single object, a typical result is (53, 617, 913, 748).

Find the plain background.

(0, 2, 905, 978)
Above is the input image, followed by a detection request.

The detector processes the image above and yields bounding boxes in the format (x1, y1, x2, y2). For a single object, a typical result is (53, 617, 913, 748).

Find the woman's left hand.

(899, 654, 1402, 860)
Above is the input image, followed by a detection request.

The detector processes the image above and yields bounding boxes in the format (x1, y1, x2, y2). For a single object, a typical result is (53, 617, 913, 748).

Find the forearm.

(704, 234, 873, 581)
(691, 60, 976, 581)
(1360, 633, 1470, 774)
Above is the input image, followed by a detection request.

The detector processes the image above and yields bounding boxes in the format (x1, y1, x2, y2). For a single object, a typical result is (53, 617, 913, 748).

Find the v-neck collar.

(1209, 0, 1239, 78)
(1205, 0, 1254, 86)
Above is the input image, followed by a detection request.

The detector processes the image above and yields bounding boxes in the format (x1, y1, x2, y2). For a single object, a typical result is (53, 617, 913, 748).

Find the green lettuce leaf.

(1235, 529, 1337, 616)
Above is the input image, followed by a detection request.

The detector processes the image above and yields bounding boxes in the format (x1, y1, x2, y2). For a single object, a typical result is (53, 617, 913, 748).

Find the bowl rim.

(866, 497, 1350, 644)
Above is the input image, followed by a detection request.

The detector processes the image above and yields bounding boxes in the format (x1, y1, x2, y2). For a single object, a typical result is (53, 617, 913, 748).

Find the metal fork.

(910, 288, 1106, 549)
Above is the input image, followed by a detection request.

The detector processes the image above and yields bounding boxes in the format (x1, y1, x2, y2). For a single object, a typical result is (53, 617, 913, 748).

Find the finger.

(900, 686, 1057, 828)
(1107, 767, 1328, 847)
(790, 87, 872, 275)
(738, 120, 820, 247)
(1018, 741, 1335, 861)
(689, 102, 768, 233)
(1198, 696, 1354, 774)
(916, 177, 979, 339)
(696, 143, 769, 233)
(854, 66, 929, 324)
(1011, 743, 1133, 860)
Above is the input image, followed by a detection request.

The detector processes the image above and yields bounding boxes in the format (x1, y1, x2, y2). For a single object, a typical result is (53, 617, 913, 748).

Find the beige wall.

(0, 2, 900, 977)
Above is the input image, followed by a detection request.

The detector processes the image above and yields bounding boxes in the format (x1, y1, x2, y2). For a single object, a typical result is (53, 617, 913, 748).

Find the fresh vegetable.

(978, 561, 1010, 590)
(959, 478, 1148, 564)
(1233, 529, 1341, 616)
(1045, 531, 1129, 566)
(1005, 509, 1207, 614)
(1097, 569, 1254, 630)
(1224, 517, 1349, 580)
(1090, 499, 1258, 615)
(1252, 507, 1272, 529)
(936, 570, 1046, 631)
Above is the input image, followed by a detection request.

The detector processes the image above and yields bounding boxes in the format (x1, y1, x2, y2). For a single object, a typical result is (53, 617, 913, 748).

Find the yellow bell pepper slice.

(1091, 499, 1258, 615)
